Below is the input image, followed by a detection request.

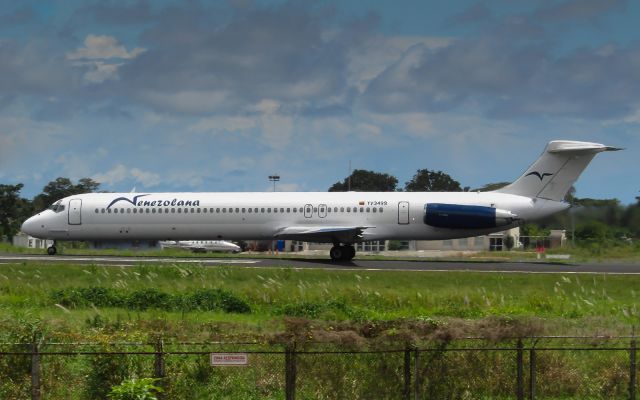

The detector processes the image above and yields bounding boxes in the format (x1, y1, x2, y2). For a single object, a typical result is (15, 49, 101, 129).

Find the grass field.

(2, 261, 640, 398)
(1, 261, 639, 341)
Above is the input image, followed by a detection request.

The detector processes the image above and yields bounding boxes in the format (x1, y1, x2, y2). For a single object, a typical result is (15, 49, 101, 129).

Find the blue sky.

(0, 0, 638, 203)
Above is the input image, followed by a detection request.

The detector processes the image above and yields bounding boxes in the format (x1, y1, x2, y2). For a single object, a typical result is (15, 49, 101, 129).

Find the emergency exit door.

(68, 199, 82, 225)
(398, 201, 409, 224)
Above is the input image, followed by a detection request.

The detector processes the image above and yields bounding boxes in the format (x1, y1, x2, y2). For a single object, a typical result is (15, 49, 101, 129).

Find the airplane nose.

(21, 216, 41, 237)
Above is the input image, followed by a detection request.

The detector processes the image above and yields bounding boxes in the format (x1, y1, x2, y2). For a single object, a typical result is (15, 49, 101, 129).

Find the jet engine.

(424, 203, 518, 229)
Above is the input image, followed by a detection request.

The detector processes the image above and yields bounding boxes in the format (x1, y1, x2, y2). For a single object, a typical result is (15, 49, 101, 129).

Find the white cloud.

(347, 35, 453, 92)
(67, 34, 145, 83)
(67, 34, 145, 60)
(93, 164, 161, 188)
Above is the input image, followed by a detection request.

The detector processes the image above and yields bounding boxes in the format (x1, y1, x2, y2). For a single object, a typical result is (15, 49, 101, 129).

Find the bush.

(126, 289, 172, 311)
(50, 287, 251, 313)
(108, 378, 163, 400)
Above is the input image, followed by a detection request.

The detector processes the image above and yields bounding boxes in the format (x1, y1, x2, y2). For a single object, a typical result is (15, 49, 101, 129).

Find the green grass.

(1, 261, 640, 399)
(1, 262, 639, 340)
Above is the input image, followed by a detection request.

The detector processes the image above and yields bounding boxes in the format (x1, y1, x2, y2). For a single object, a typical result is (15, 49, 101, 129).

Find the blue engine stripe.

(424, 203, 497, 229)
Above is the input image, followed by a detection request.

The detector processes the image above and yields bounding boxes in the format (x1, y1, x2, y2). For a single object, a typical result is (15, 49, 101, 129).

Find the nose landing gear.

(329, 244, 356, 262)
(47, 241, 57, 256)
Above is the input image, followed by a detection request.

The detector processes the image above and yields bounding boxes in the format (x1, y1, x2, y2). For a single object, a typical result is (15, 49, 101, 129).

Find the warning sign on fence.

(210, 353, 249, 366)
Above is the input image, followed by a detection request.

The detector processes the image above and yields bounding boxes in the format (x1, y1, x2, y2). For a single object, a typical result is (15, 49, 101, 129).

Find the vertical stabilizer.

(494, 140, 621, 201)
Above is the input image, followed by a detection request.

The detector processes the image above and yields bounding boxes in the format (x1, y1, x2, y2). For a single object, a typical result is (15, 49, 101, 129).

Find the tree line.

(1, 171, 638, 245)
(0, 178, 101, 241)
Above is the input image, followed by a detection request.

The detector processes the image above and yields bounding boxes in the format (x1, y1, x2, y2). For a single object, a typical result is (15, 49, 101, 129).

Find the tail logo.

(525, 171, 553, 181)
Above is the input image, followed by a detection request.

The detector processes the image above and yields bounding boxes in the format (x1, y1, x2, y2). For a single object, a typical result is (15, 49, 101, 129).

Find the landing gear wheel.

(47, 246, 57, 256)
(345, 245, 356, 260)
(330, 246, 344, 261)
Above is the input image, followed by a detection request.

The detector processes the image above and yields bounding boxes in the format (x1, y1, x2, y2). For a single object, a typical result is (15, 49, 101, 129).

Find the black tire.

(345, 245, 356, 260)
(329, 246, 344, 261)
(47, 246, 57, 256)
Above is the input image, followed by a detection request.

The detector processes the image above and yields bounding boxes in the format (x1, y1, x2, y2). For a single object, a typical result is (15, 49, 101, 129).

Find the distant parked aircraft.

(21, 140, 619, 261)
(160, 240, 241, 253)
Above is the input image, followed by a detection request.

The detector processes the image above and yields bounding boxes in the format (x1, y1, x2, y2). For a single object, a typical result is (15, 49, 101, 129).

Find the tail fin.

(495, 140, 621, 201)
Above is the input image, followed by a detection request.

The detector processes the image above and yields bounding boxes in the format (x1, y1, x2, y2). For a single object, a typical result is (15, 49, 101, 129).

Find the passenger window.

(191, 208, 195, 213)
(152, 209, 156, 213)
(373, 207, 377, 213)
(101, 209, 105, 213)
(254, 208, 258, 213)
(274, 208, 278, 213)
(216, 208, 220, 213)
(360, 207, 364, 212)
(235, 208, 239, 213)
(223, 208, 227, 213)
(248, 208, 252, 213)
(280, 208, 284, 213)
(159, 209, 163, 214)
(171, 208, 175, 213)
(114, 209, 118, 214)
(178, 208, 182, 213)
(287, 208, 291, 213)
(340, 207, 344, 212)
(366, 207, 370, 212)
(267, 208, 271, 213)
(347, 207, 351, 213)
(127, 209, 131, 213)
(379, 207, 383, 213)
(293, 208, 297, 213)
(261, 208, 265, 213)
(210, 208, 214, 213)
(203, 208, 207, 213)
(94, 208, 98, 213)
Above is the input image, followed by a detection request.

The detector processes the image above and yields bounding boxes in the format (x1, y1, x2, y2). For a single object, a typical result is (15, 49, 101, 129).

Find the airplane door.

(398, 201, 409, 225)
(318, 204, 327, 218)
(304, 204, 313, 218)
(68, 199, 82, 225)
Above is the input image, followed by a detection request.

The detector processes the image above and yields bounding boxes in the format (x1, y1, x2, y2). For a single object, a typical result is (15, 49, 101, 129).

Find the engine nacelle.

(424, 203, 518, 229)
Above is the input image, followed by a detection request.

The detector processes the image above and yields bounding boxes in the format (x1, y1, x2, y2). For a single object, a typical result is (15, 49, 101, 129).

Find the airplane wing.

(274, 225, 374, 244)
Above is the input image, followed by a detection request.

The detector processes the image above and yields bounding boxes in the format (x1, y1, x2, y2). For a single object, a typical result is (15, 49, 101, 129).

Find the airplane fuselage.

(22, 191, 567, 243)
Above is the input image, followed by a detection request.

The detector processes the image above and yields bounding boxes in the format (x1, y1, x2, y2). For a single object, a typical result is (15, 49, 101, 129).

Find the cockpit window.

(48, 200, 65, 213)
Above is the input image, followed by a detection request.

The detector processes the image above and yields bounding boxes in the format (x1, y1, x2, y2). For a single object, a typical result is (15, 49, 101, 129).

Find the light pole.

(268, 175, 280, 192)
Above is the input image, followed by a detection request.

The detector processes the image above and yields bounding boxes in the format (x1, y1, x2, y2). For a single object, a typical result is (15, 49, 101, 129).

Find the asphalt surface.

(1, 253, 639, 274)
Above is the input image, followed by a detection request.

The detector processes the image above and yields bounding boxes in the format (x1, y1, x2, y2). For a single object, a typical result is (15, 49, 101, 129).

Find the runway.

(1, 253, 639, 274)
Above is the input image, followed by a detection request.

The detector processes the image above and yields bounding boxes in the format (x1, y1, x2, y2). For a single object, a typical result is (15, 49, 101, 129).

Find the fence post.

(630, 329, 637, 400)
(31, 333, 41, 400)
(154, 337, 165, 399)
(403, 348, 411, 400)
(414, 348, 421, 400)
(516, 339, 524, 400)
(285, 344, 297, 400)
(529, 348, 536, 400)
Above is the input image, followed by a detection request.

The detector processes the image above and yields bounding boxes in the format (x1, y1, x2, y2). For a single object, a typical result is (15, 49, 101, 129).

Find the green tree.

(33, 177, 101, 211)
(329, 169, 398, 192)
(473, 182, 510, 192)
(404, 169, 464, 192)
(0, 184, 33, 241)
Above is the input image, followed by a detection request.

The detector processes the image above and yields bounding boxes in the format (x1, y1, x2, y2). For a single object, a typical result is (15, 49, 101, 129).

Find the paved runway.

(1, 253, 639, 274)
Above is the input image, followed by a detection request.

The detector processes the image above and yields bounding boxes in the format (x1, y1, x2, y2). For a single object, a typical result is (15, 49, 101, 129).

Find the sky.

(0, 0, 638, 203)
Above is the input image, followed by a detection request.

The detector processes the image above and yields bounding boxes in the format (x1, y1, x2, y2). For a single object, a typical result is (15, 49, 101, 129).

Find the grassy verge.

(1, 262, 639, 339)
(1, 262, 639, 399)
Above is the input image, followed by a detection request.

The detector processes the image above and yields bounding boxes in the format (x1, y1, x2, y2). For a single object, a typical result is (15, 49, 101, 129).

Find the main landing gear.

(47, 241, 57, 256)
(329, 244, 356, 262)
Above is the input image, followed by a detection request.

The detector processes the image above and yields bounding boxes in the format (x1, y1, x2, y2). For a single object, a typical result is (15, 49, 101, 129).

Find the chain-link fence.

(0, 336, 637, 399)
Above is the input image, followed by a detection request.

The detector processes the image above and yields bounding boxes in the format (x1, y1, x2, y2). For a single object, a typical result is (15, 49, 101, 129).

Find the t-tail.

(494, 140, 622, 201)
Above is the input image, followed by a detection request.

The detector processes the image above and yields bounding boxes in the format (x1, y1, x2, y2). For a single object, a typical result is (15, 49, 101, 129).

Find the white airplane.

(160, 240, 241, 253)
(21, 140, 619, 261)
